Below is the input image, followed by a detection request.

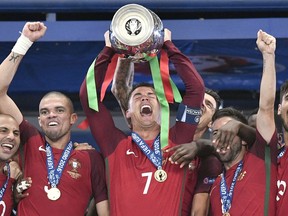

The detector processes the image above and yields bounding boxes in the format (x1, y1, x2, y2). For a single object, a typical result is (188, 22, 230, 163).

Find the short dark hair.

(127, 83, 155, 108)
(41, 91, 75, 113)
(280, 80, 288, 103)
(205, 88, 222, 110)
(212, 107, 248, 125)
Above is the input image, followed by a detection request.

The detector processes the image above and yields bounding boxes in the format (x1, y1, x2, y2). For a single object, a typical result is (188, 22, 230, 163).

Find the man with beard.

(0, 22, 109, 216)
(209, 30, 277, 215)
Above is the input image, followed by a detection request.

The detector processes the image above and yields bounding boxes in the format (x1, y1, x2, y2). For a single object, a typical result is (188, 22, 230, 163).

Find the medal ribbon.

(46, 141, 73, 188)
(220, 160, 243, 214)
(0, 163, 9, 201)
(132, 132, 162, 169)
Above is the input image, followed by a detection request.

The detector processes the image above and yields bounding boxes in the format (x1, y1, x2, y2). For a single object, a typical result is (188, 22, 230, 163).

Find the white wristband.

(12, 34, 33, 55)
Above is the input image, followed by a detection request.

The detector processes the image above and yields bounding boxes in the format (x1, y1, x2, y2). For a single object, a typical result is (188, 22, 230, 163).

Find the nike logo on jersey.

(38, 145, 46, 152)
(126, 149, 138, 157)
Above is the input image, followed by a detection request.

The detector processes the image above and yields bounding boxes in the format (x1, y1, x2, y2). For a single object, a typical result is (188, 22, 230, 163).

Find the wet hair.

(127, 83, 155, 109)
(280, 80, 288, 103)
(40, 91, 75, 113)
(212, 107, 248, 125)
(205, 88, 222, 110)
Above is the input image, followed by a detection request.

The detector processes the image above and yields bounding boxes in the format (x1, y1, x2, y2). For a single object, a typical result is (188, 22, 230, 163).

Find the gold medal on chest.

(44, 186, 61, 201)
(154, 169, 167, 182)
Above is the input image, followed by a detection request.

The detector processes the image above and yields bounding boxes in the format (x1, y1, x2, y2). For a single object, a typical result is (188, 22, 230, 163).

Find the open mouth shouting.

(1, 142, 14, 152)
(140, 105, 152, 116)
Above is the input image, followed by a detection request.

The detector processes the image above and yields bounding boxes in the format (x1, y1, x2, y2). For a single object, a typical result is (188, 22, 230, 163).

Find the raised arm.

(111, 57, 134, 128)
(0, 22, 46, 124)
(163, 29, 204, 108)
(163, 29, 205, 143)
(256, 30, 276, 142)
(79, 31, 126, 156)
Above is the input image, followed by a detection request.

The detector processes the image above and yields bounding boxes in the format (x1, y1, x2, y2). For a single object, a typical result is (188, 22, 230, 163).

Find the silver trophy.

(110, 4, 164, 62)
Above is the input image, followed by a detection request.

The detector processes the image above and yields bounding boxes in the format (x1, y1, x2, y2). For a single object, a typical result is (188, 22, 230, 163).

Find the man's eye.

(40, 111, 48, 115)
(206, 103, 213, 109)
(134, 96, 141, 100)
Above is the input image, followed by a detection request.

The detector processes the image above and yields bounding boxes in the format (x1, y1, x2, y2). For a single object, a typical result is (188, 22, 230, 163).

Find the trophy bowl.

(110, 4, 164, 62)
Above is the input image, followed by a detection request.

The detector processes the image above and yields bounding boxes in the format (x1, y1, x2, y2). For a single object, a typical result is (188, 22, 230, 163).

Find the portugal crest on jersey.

(67, 158, 82, 179)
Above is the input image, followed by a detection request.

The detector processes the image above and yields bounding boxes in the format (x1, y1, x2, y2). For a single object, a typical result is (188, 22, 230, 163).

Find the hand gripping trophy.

(110, 3, 164, 62)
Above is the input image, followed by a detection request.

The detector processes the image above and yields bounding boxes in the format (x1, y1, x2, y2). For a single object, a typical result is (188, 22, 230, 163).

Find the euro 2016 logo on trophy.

(110, 3, 164, 62)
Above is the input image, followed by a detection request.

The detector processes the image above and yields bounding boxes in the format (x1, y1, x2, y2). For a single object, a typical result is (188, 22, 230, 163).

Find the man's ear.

(278, 104, 282, 115)
(70, 113, 78, 125)
(38, 116, 41, 127)
(126, 109, 131, 119)
(208, 121, 212, 128)
(241, 140, 248, 148)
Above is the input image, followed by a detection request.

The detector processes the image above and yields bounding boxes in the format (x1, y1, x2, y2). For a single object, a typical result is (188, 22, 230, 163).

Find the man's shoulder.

(74, 149, 104, 160)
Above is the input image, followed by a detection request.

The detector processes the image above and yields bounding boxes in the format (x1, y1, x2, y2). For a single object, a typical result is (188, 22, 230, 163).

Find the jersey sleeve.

(79, 47, 127, 157)
(194, 155, 222, 194)
(19, 119, 41, 143)
(250, 128, 278, 165)
(89, 150, 108, 203)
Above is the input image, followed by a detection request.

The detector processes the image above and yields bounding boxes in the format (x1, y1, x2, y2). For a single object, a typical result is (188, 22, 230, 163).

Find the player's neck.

(132, 126, 160, 140)
(45, 136, 71, 149)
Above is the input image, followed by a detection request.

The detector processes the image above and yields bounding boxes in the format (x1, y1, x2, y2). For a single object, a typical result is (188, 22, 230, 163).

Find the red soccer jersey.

(80, 41, 204, 215)
(209, 129, 278, 216)
(276, 144, 288, 216)
(182, 155, 222, 216)
(107, 137, 187, 215)
(0, 173, 15, 216)
(182, 157, 200, 216)
(17, 120, 107, 216)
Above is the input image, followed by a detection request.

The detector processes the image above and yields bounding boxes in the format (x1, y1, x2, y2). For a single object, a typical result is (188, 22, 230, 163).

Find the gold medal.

(44, 186, 61, 201)
(223, 212, 230, 216)
(154, 169, 167, 182)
